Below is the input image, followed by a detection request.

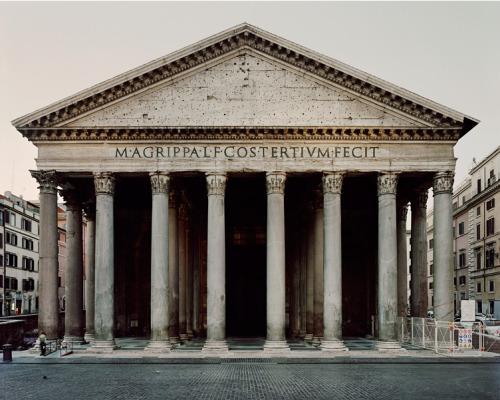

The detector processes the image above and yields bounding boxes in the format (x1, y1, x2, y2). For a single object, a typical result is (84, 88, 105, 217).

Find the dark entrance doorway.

(226, 177, 267, 336)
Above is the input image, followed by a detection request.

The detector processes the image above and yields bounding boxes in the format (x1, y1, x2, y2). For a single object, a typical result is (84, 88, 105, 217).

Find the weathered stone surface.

(69, 54, 416, 128)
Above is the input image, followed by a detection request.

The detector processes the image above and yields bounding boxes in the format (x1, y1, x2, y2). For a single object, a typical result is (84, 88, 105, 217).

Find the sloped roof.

(12, 23, 478, 139)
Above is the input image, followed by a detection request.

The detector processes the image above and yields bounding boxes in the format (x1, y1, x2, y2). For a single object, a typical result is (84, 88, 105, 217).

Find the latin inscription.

(115, 146, 379, 159)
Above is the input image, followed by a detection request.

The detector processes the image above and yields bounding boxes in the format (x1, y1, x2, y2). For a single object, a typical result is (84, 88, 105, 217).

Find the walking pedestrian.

(39, 330, 47, 356)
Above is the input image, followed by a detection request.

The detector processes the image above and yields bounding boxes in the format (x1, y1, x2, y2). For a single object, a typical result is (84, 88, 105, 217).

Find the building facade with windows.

(12, 24, 478, 352)
(0, 192, 40, 316)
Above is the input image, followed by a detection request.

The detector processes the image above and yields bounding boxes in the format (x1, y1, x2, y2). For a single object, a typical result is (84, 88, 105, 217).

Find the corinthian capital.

(30, 170, 59, 195)
(377, 172, 399, 196)
(94, 172, 115, 196)
(266, 172, 286, 195)
(323, 172, 345, 194)
(411, 188, 429, 209)
(82, 200, 96, 221)
(150, 172, 169, 195)
(206, 173, 227, 196)
(433, 172, 454, 195)
(397, 201, 409, 222)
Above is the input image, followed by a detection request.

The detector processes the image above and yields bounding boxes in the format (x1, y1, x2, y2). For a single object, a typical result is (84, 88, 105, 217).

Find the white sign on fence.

(458, 329, 473, 348)
(461, 300, 475, 322)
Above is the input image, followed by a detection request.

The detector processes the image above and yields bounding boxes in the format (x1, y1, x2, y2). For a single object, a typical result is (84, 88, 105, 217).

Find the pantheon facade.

(13, 24, 478, 353)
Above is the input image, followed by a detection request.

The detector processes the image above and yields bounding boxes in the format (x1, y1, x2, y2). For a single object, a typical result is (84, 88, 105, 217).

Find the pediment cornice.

(19, 126, 461, 142)
(12, 23, 478, 136)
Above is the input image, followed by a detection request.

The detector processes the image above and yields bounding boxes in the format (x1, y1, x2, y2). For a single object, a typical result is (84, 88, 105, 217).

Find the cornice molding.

(13, 25, 473, 133)
(19, 126, 462, 142)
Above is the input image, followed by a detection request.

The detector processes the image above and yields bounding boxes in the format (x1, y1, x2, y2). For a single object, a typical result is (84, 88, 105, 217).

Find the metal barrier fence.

(398, 317, 500, 356)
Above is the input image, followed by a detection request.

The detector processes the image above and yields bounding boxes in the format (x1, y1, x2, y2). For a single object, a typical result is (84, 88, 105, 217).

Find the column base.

(303, 333, 313, 342)
(187, 330, 194, 340)
(84, 333, 95, 343)
(145, 340, 172, 353)
(298, 331, 306, 340)
(202, 339, 229, 353)
(63, 335, 85, 345)
(87, 340, 118, 353)
(169, 336, 181, 347)
(375, 340, 407, 353)
(311, 335, 322, 347)
(263, 340, 290, 352)
(321, 339, 349, 352)
(179, 333, 189, 342)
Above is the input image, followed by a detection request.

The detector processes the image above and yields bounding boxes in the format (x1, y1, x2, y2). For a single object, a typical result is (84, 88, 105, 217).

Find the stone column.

(433, 172, 455, 321)
(90, 172, 117, 352)
(83, 202, 96, 343)
(178, 204, 188, 342)
(186, 216, 194, 339)
(410, 189, 429, 317)
(61, 189, 84, 343)
(168, 188, 180, 346)
(145, 172, 171, 353)
(203, 173, 228, 352)
(376, 172, 405, 352)
(291, 225, 301, 337)
(192, 221, 200, 337)
(305, 203, 315, 342)
(397, 199, 409, 318)
(321, 172, 348, 352)
(299, 220, 308, 339)
(264, 172, 290, 352)
(312, 189, 324, 347)
(30, 170, 59, 340)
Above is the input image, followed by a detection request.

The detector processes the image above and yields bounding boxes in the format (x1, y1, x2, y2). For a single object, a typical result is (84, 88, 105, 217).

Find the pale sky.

(1, 1, 499, 200)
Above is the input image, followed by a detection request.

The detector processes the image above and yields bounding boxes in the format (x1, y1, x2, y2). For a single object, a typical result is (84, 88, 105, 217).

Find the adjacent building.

(0, 192, 40, 315)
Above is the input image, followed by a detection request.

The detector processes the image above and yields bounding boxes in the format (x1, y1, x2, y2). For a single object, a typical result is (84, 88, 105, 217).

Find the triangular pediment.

(13, 23, 478, 140)
(65, 53, 418, 128)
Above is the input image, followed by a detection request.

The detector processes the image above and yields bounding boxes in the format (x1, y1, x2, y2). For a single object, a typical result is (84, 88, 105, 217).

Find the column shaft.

(305, 206, 315, 341)
(410, 190, 429, 317)
(168, 190, 180, 345)
(63, 194, 84, 342)
(376, 173, 405, 352)
(203, 173, 228, 352)
(91, 172, 116, 352)
(146, 172, 171, 353)
(321, 173, 348, 351)
(178, 206, 187, 342)
(313, 193, 324, 346)
(31, 170, 59, 339)
(84, 206, 96, 343)
(433, 172, 455, 321)
(186, 218, 194, 339)
(397, 200, 409, 318)
(264, 172, 289, 351)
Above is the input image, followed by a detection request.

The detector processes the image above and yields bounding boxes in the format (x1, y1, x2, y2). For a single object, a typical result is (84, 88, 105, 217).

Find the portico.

(13, 24, 477, 353)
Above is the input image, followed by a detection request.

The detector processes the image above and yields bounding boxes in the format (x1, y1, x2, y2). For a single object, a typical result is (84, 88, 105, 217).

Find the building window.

(0, 254, 3, 267)
(454, 277, 457, 286)
(459, 276, 466, 285)
(453, 202, 458, 211)
(477, 300, 482, 314)
(429, 282, 433, 290)
(476, 252, 482, 270)
(5, 277, 10, 289)
(488, 170, 496, 186)
(7, 278, 18, 290)
(459, 222, 465, 235)
(477, 282, 482, 294)
(0, 275, 2, 288)
(478, 179, 482, 194)
(22, 257, 34, 271)
(462, 195, 466, 205)
(21, 218, 32, 232)
(22, 238, 34, 250)
(477, 224, 481, 240)
(461, 292, 466, 300)
(429, 239, 434, 250)
(5, 232, 18, 246)
(0, 233, 2, 248)
(489, 280, 495, 293)
(486, 198, 495, 210)
(430, 264, 434, 276)
(459, 252, 466, 268)
(486, 218, 495, 236)
(5, 253, 18, 267)
(477, 206, 481, 216)
(486, 248, 495, 268)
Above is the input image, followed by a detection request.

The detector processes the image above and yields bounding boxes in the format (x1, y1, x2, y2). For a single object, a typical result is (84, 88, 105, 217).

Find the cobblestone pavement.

(1, 361, 499, 400)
